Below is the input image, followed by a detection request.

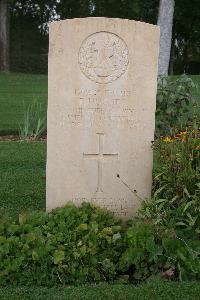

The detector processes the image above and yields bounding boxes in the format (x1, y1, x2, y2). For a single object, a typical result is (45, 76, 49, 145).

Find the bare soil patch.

(0, 135, 47, 141)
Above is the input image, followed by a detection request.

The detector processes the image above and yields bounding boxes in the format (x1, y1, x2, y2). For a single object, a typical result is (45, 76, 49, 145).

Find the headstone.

(47, 17, 160, 219)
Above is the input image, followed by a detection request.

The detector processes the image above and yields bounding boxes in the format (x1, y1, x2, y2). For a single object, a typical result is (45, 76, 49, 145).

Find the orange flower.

(175, 131, 187, 141)
(180, 131, 187, 135)
(163, 136, 173, 143)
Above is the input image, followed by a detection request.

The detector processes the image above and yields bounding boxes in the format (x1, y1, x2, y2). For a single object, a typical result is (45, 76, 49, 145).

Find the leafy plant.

(118, 221, 163, 281)
(0, 203, 123, 286)
(19, 98, 46, 140)
(0, 204, 200, 285)
(118, 221, 200, 282)
(156, 75, 198, 136)
(161, 233, 200, 281)
(140, 126, 200, 233)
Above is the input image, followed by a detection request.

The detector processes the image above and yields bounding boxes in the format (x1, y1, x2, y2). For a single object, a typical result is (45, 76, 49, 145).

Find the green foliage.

(161, 234, 200, 281)
(1, 203, 200, 285)
(174, 0, 200, 74)
(8, 0, 200, 74)
(118, 221, 200, 282)
(19, 98, 46, 140)
(118, 221, 162, 281)
(0, 203, 123, 286)
(156, 75, 198, 136)
(140, 126, 200, 233)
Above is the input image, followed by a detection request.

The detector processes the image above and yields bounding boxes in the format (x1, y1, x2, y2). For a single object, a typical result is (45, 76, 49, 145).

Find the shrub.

(140, 126, 200, 233)
(156, 75, 198, 136)
(0, 203, 123, 286)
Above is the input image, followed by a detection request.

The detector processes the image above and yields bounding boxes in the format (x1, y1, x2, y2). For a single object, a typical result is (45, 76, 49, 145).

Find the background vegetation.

(2, 0, 199, 75)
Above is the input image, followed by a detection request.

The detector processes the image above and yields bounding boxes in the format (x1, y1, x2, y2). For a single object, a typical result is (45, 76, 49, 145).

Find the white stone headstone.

(46, 17, 160, 219)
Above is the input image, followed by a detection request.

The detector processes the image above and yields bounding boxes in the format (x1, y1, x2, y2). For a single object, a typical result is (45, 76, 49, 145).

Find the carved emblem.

(78, 31, 129, 84)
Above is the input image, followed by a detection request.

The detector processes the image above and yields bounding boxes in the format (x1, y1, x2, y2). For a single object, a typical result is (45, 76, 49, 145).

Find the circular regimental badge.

(78, 31, 129, 84)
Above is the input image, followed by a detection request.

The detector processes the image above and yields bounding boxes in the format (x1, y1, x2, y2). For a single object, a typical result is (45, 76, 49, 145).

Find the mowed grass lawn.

(0, 142, 46, 217)
(1, 282, 200, 300)
(0, 72, 47, 134)
(0, 72, 199, 135)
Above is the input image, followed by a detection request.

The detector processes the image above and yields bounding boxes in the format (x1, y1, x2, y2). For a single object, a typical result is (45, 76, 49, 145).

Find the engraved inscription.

(58, 87, 135, 129)
(83, 133, 118, 192)
(70, 197, 130, 217)
(79, 31, 129, 84)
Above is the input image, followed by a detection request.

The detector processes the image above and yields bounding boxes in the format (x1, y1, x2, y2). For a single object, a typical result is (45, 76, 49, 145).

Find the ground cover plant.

(0, 203, 124, 285)
(1, 203, 200, 286)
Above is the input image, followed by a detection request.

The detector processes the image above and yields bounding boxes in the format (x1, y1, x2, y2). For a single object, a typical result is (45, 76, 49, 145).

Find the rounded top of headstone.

(78, 31, 129, 84)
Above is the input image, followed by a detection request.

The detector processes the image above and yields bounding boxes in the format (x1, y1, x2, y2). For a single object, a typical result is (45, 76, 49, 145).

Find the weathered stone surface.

(46, 17, 160, 219)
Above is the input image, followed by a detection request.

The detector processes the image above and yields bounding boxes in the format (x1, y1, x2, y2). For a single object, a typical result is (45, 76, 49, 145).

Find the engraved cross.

(83, 133, 118, 192)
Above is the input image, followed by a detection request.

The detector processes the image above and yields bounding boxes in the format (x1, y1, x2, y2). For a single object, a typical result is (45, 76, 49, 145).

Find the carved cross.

(83, 133, 118, 192)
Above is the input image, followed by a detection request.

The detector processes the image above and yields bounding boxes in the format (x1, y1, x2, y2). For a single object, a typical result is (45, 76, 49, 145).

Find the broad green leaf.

(183, 201, 195, 213)
(53, 250, 65, 264)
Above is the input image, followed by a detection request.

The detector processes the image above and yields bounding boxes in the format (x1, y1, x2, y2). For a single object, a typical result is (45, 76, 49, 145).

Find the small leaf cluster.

(0, 203, 123, 286)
